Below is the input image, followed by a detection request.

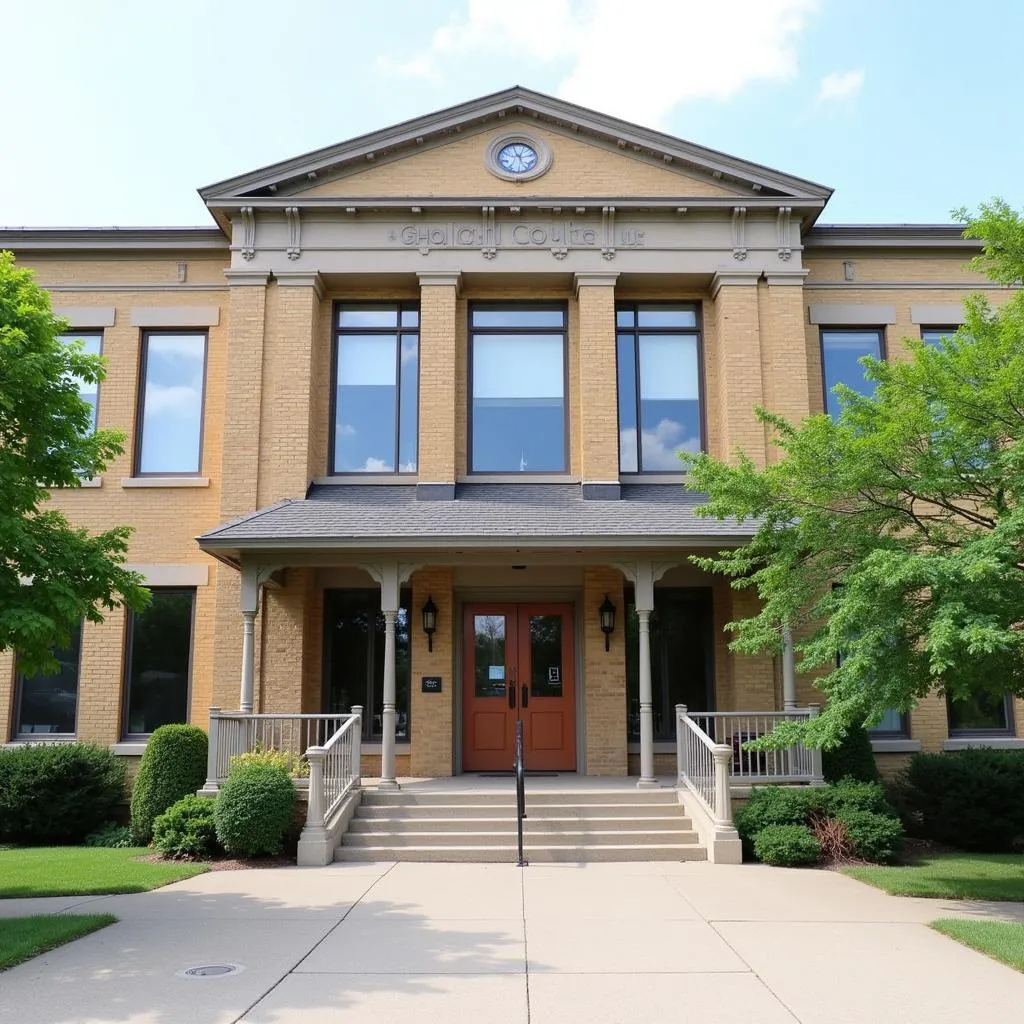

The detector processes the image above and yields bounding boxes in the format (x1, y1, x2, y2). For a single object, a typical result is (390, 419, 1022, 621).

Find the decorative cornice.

(0, 227, 226, 250)
(805, 224, 978, 249)
(763, 269, 810, 287)
(709, 269, 761, 297)
(273, 270, 324, 298)
(224, 269, 271, 287)
(730, 206, 747, 260)
(574, 271, 620, 293)
(284, 206, 301, 260)
(417, 271, 462, 293)
(239, 207, 256, 261)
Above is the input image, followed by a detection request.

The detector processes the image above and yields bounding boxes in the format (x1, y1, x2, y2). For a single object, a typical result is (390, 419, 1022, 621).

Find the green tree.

(0, 251, 147, 674)
(684, 201, 1024, 748)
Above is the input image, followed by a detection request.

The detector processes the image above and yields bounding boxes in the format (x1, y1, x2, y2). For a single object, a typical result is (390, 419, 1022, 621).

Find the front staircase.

(335, 786, 706, 862)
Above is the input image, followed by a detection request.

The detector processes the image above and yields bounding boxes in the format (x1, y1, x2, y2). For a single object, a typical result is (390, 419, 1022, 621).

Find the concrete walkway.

(2, 861, 1023, 1023)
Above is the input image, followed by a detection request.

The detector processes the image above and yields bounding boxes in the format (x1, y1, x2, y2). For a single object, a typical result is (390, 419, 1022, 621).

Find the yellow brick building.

(2, 86, 1021, 794)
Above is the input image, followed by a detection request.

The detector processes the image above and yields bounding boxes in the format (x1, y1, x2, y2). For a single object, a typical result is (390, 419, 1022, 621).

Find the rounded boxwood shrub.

(130, 724, 209, 845)
(0, 743, 126, 845)
(901, 748, 1024, 852)
(821, 779, 895, 819)
(835, 809, 904, 863)
(214, 762, 295, 858)
(822, 725, 881, 784)
(153, 795, 220, 859)
(753, 823, 822, 866)
(735, 786, 825, 857)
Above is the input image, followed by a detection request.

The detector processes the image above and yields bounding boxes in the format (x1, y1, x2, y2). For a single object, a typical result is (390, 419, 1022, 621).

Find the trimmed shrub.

(735, 786, 825, 857)
(835, 809, 904, 863)
(153, 796, 220, 859)
(214, 762, 295, 858)
(820, 779, 895, 819)
(753, 824, 822, 866)
(822, 725, 881, 784)
(901, 749, 1024, 852)
(0, 743, 126, 845)
(230, 746, 309, 779)
(84, 823, 134, 849)
(130, 724, 209, 845)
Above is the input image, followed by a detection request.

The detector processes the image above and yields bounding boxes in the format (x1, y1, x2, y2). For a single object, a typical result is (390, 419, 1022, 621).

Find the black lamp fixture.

(599, 594, 616, 652)
(422, 595, 438, 652)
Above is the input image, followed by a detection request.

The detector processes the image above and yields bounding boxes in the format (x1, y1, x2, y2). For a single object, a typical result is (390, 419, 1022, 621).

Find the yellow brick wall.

(583, 567, 628, 775)
(418, 284, 459, 482)
(576, 284, 619, 481)
(410, 568, 455, 777)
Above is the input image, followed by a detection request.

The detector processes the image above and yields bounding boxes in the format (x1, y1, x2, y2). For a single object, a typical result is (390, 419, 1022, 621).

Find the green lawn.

(843, 853, 1024, 901)
(932, 919, 1024, 972)
(0, 915, 117, 971)
(0, 847, 208, 898)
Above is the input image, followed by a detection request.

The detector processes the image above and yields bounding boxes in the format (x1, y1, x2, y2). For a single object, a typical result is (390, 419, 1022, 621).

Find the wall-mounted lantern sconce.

(422, 595, 438, 653)
(599, 594, 616, 652)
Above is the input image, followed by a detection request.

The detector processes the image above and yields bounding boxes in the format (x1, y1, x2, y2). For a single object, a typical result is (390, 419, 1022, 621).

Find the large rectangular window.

(921, 327, 959, 349)
(617, 303, 704, 472)
(323, 589, 411, 741)
(332, 304, 419, 474)
(626, 587, 714, 742)
(14, 624, 82, 737)
(820, 329, 884, 420)
(135, 332, 207, 474)
(470, 304, 567, 473)
(124, 589, 195, 736)
(868, 707, 909, 738)
(947, 693, 1013, 736)
(61, 332, 102, 432)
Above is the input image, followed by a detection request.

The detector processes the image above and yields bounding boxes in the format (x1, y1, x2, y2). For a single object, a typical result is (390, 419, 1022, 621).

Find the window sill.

(870, 738, 922, 754)
(457, 474, 579, 484)
(111, 741, 149, 755)
(943, 737, 1024, 751)
(5, 736, 77, 747)
(313, 476, 416, 486)
(121, 476, 210, 488)
(54, 476, 103, 489)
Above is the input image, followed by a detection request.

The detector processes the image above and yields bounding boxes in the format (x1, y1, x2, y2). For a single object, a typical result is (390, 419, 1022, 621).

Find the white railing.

(676, 706, 734, 826)
(302, 708, 363, 841)
(203, 708, 354, 788)
(687, 707, 824, 786)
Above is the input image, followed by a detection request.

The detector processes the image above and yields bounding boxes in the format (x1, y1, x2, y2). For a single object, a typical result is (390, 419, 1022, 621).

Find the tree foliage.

(684, 201, 1024, 747)
(0, 250, 148, 673)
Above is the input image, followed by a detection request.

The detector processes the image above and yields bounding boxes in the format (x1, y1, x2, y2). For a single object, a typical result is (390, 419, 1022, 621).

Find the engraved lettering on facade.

(393, 218, 641, 251)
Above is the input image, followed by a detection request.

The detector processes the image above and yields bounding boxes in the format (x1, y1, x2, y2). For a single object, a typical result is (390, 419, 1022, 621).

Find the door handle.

(521, 684, 529, 708)
(508, 682, 516, 709)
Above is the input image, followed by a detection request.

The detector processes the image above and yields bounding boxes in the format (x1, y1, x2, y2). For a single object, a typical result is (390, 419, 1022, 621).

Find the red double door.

(462, 603, 576, 772)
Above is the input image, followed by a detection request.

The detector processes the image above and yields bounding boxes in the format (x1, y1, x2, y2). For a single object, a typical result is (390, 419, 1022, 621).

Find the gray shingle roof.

(198, 484, 752, 551)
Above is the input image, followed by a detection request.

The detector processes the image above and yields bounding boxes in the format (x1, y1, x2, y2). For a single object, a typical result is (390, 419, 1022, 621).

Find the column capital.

(574, 271, 619, 294)
(763, 269, 810, 287)
(612, 560, 675, 611)
(417, 271, 462, 294)
(274, 270, 324, 298)
(224, 269, 271, 287)
(709, 269, 761, 298)
(360, 561, 420, 611)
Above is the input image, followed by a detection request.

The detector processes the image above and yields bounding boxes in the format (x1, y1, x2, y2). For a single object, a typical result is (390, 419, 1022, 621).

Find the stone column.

(417, 272, 461, 498)
(239, 610, 256, 714)
(574, 273, 620, 498)
(782, 625, 797, 710)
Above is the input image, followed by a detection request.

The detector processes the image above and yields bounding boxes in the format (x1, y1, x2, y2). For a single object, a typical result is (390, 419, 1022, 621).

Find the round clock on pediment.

(486, 133, 552, 182)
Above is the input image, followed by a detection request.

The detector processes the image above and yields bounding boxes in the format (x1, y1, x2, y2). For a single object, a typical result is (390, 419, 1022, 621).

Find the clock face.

(497, 142, 539, 174)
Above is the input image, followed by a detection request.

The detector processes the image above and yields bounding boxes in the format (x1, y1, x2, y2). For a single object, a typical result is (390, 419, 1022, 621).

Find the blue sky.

(2, 0, 1020, 227)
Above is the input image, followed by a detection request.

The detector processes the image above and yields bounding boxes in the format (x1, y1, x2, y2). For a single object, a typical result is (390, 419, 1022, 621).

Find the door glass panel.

(529, 615, 562, 698)
(474, 615, 507, 697)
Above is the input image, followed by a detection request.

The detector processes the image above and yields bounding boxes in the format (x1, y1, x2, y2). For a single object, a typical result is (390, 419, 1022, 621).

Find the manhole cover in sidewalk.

(178, 964, 244, 978)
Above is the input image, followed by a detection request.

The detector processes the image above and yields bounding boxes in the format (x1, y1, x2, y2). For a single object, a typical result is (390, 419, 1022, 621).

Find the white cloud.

(362, 456, 394, 472)
(620, 419, 700, 470)
(816, 69, 865, 104)
(383, 0, 819, 125)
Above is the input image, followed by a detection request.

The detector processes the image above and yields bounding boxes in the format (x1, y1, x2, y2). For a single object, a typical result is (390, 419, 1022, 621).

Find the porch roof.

(197, 483, 754, 560)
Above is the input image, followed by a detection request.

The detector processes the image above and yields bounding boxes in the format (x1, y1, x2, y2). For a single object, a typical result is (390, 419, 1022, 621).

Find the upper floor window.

(470, 304, 567, 473)
(947, 693, 1013, 736)
(868, 707, 909, 738)
(135, 332, 207, 475)
(921, 327, 958, 349)
(61, 332, 102, 433)
(124, 589, 195, 737)
(616, 303, 704, 472)
(820, 328, 884, 421)
(332, 304, 419, 474)
(14, 623, 82, 738)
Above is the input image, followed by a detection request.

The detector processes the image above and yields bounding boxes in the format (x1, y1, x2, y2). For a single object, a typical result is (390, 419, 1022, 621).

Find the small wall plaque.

(421, 676, 443, 694)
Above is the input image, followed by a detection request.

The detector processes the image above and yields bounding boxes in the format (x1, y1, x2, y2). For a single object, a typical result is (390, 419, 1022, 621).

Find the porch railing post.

(351, 705, 363, 787)
(674, 704, 687, 786)
(302, 746, 327, 842)
(807, 703, 825, 785)
(199, 707, 221, 795)
(712, 744, 734, 826)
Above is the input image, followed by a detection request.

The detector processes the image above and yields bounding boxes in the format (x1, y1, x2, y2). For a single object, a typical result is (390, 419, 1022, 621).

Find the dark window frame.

(321, 587, 413, 741)
(467, 301, 570, 475)
(12, 623, 84, 739)
(133, 330, 209, 477)
(866, 709, 910, 739)
(329, 301, 420, 476)
(819, 326, 887, 419)
(615, 301, 707, 473)
(60, 330, 104, 434)
(122, 588, 196, 739)
(920, 325, 961, 348)
(946, 693, 1015, 737)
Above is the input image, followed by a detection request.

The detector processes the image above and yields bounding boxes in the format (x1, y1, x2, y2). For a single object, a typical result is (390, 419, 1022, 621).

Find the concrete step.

(356, 802, 684, 820)
(335, 843, 708, 863)
(348, 815, 693, 833)
(359, 789, 679, 807)
(342, 829, 699, 848)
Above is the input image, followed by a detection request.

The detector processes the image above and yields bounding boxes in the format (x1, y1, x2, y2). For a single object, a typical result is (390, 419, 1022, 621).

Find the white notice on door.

(488, 665, 505, 680)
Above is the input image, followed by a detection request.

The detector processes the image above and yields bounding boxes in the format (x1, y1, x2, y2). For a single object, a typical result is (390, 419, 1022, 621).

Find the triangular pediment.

(200, 86, 832, 212)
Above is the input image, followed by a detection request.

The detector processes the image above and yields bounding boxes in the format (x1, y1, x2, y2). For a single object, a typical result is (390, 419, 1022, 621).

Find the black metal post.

(514, 719, 527, 867)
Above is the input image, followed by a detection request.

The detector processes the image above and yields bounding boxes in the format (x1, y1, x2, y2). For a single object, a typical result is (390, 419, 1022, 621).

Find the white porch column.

(362, 562, 419, 790)
(782, 625, 797, 710)
(238, 562, 282, 713)
(614, 560, 676, 789)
